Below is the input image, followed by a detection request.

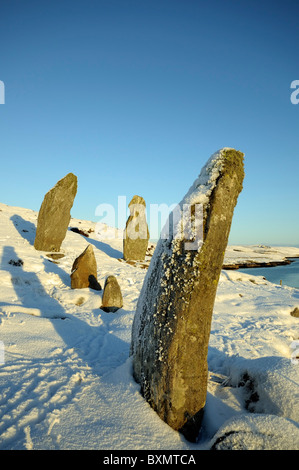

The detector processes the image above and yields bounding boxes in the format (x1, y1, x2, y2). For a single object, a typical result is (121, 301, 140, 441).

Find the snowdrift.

(0, 202, 298, 450)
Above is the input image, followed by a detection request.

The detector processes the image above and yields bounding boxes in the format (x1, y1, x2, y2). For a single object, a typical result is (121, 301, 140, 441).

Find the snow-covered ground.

(0, 202, 298, 450)
(224, 244, 299, 267)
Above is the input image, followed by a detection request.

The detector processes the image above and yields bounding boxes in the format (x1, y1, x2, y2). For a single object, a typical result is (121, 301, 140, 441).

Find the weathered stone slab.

(34, 173, 77, 252)
(101, 275, 123, 312)
(130, 148, 244, 441)
(123, 195, 149, 261)
(70, 244, 102, 290)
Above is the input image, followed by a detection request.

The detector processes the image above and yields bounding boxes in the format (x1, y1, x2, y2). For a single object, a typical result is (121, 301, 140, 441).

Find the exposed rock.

(101, 275, 123, 312)
(123, 195, 149, 261)
(223, 259, 292, 270)
(70, 244, 101, 290)
(8, 258, 24, 267)
(290, 307, 299, 318)
(34, 173, 77, 252)
(130, 148, 244, 442)
(46, 253, 65, 261)
(70, 227, 90, 237)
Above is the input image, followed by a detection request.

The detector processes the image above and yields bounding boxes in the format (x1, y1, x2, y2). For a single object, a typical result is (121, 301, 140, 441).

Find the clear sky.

(0, 0, 298, 246)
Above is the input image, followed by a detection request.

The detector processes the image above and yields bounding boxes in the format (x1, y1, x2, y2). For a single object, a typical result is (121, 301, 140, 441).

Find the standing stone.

(101, 275, 123, 312)
(130, 148, 245, 442)
(123, 195, 150, 261)
(70, 244, 102, 290)
(34, 173, 77, 252)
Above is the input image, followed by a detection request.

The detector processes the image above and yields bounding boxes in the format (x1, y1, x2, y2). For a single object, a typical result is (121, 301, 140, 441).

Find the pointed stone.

(130, 148, 245, 442)
(123, 195, 149, 261)
(101, 275, 123, 312)
(290, 307, 299, 317)
(71, 244, 101, 290)
(34, 173, 77, 252)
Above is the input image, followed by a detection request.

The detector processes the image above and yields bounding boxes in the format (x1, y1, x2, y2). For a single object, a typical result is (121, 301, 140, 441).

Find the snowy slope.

(0, 202, 298, 450)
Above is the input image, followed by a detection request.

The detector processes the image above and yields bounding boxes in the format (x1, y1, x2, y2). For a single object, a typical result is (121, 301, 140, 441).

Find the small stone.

(290, 307, 299, 318)
(101, 275, 123, 312)
(71, 244, 101, 290)
(34, 173, 77, 252)
(123, 195, 150, 261)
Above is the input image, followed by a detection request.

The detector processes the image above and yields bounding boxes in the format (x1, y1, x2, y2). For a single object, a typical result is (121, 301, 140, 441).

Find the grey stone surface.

(123, 195, 149, 261)
(130, 148, 245, 441)
(70, 244, 101, 290)
(34, 173, 77, 252)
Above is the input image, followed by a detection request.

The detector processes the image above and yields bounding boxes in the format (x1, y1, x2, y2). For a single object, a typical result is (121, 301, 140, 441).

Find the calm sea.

(237, 258, 299, 289)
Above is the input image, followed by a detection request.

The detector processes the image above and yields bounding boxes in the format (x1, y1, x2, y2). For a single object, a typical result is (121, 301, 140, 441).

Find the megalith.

(130, 148, 244, 442)
(70, 244, 102, 290)
(101, 275, 123, 312)
(34, 173, 77, 252)
(123, 195, 149, 261)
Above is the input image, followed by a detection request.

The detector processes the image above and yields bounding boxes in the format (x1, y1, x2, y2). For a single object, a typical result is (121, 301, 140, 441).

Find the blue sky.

(0, 0, 298, 245)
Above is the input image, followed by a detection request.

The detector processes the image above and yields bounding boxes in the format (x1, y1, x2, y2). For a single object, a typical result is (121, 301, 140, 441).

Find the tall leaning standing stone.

(123, 195, 149, 261)
(130, 148, 245, 442)
(34, 173, 77, 252)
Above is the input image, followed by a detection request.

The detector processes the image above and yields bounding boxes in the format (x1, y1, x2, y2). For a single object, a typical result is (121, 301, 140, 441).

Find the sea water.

(237, 258, 299, 289)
